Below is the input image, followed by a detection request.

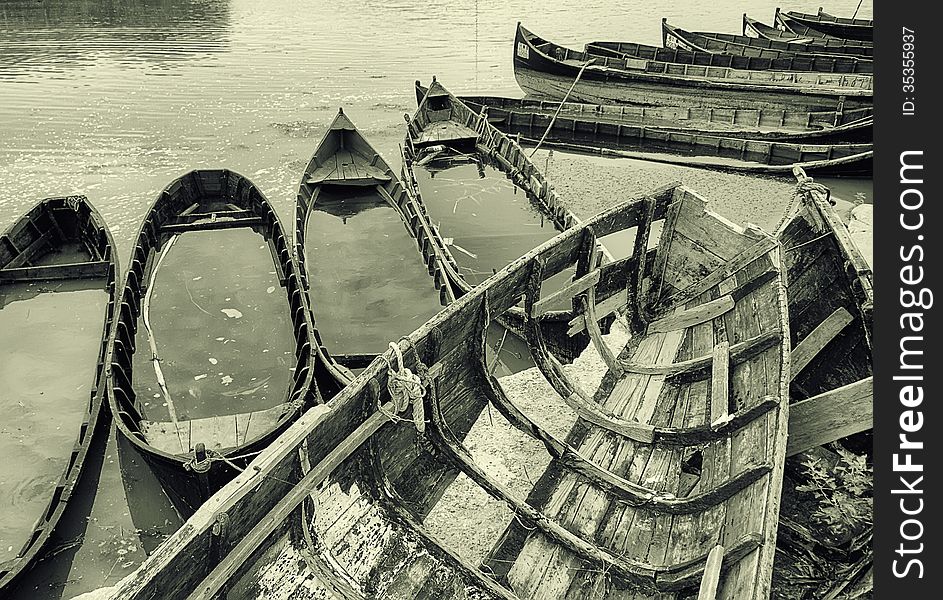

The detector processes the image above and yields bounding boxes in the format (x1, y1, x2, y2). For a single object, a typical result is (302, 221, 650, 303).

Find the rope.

(776, 174, 831, 233)
(852, 0, 864, 19)
(529, 58, 595, 157)
(379, 342, 427, 432)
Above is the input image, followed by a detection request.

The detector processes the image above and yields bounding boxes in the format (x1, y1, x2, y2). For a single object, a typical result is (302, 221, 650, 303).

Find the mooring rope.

(142, 233, 185, 452)
(776, 174, 831, 233)
(529, 58, 595, 157)
(379, 341, 427, 432)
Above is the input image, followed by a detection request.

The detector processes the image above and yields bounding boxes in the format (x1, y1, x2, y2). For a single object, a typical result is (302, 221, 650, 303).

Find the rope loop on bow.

(776, 172, 833, 233)
(380, 341, 427, 432)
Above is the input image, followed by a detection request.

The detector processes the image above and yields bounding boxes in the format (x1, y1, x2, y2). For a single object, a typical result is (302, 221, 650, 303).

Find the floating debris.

(220, 308, 243, 319)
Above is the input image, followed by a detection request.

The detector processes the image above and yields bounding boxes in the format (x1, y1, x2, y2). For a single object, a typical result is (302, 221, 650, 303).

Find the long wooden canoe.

(405, 78, 589, 361)
(584, 23, 870, 74)
(513, 23, 871, 112)
(743, 14, 872, 54)
(656, 20, 871, 73)
(417, 85, 872, 143)
(96, 180, 790, 600)
(107, 170, 319, 517)
(295, 108, 450, 378)
(774, 8, 872, 44)
(780, 7, 872, 42)
(0, 196, 118, 592)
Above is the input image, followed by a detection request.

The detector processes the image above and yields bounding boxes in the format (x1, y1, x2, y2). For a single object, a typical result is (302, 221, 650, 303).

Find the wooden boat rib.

(583, 24, 870, 74)
(100, 181, 789, 600)
(742, 14, 873, 54)
(781, 7, 873, 42)
(513, 23, 871, 113)
(657, 20, 871, 73)
(107, 170, 319, 516)
(779, 167, 872, 454)
(294, 108, 453, 377)
(0, 196, 118, 591)
(419, 86, 872, 142)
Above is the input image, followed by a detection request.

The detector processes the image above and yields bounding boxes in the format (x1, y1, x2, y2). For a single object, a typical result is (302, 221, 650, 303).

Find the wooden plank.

(567, 288, 628, 336)
(787, 377, 872, 456)
(619, 331, 780, 377)
(647, 197, 683, 306)
(790, 307, 853, 378)
(532, 269, 600, 317)
(710, 342, 730, 427)
(161, 217, 263, 235)
(648, 295, 735, 334)
(188, 404, 394, 600)
(0, 260, 109, 282)
(697, 545, 725, 600)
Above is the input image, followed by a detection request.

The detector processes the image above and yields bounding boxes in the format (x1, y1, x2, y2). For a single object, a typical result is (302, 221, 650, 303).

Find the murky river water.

(0, 0, 872, 597)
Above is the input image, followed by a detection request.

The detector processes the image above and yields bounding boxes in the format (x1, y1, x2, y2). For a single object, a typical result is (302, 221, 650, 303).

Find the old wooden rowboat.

(773, 8, 873, 44)
(656, 20, 871, 73)
(742, 14, 873, 54)
(97, 180, 791, 600)
(778, 167, 872, 456)
(585, 27, 870, 74)
(779, 7, 873, 42)
(405, 77, 590, 361)
(417, 84, 872, 143)
(0, 196, 117, 591)
(107, 170, 319, 516)
(295, 108, 451, 377)
(513, 24, 872, 112)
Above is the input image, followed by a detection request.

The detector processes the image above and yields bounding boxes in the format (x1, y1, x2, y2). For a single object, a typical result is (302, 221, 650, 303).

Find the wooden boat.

(417, 85, 873, 143)
(294, 108, 450, 375)
(779, 7, 872, 42)
(405, 78, 589, 361)
(584, 24, 870, 74)
(0, 196, 117, 591)
(775, 169, 873, 595)
(107, 169, 319, 517)
(742, 14, 872, 54)
(779, 167, 872, 456)
(774, 8, 873, 44)
(96, 179, 791, 600)
(656, 20, 871, 72)
(513, 23, 872, 112)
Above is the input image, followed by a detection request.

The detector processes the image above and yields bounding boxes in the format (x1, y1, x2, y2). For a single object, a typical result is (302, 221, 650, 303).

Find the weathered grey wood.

(0, 260, 109, 282)
(787, 376, 873, 456)
(710, 342, 730, 427)
(567, 288, 628, 336)
(618, 330, 781, 378)
(790, 307, 853, 378)
(161, 216, 263, 235)
(648, 295, 735, 334)
(531, 269, 600, 317)
(697, 544, 725, 600)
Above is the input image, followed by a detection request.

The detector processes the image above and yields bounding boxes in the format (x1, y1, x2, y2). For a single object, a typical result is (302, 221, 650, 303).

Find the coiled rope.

(776, 174, 832, 233)
(379, 342, 427, 433)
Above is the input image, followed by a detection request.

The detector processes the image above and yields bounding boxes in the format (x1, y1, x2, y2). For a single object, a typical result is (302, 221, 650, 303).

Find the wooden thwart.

(648, 295, 735, 334)
(787, 376, 873, 456)
(619, 330, 780, 378)
(0, 260, 109, 282)
(141, 403, 290, 456)
(567, 288, 628, 336)
(531, 269, 600, 317)
(160, 216, 263, 235)
(790, 307, 854, 379)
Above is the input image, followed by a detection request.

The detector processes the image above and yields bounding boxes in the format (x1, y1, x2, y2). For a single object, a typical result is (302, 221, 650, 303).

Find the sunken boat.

(655, 20, 871, 72)
(107, 169, 318, 516)
(778, 7, 873, 42)
(513, 23, 872, 112)
(405, 78, 589, 361)
(0, 196, 117, 592)
(95, 180, 790, 600)
(742, 14, 872, 54)
(418, 86, 873, 144)
(295, 108, 450, 376)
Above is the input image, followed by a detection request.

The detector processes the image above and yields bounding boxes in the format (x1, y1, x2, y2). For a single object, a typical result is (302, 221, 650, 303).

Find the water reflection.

(0, 0, 231, 77)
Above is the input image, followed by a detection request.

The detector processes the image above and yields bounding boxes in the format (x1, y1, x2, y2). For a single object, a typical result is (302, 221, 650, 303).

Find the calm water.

(0, 0, 872, 597)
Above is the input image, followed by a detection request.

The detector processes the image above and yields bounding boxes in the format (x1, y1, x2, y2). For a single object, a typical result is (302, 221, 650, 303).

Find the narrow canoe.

(513, 23, 872, 112)
(656, 20, 871, 72)
(780, 7, 873, 42)
(743, 13, 872, 54)
(416, 84, 873, 143)
(107, 170, 319, 517)
(0, 196, 117, 591)
(774, 8, 873, 44)
(295, 108, 450, 378)
(95, 181, 790, 600)
(405, 77, 589, 362)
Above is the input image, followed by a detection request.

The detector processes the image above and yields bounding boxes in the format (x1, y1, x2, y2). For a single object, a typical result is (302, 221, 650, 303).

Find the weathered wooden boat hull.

(405, 79, 593, 362)
(0, 196, 118, 592)
(97, 181, 790, 600)
(514, 24, 871, 113)
(781, 8, 873, 42)
(742, 13, 872, 55)
(418, 86, 872, 143)
(774, 9, 872, 44)
(656, 20, 871, 72)
(107, 170, 320, 517)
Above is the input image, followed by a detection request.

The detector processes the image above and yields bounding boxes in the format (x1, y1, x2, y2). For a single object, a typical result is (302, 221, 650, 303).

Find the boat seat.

(307, 150, 392, 187)
(140, 402, 290, 456)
